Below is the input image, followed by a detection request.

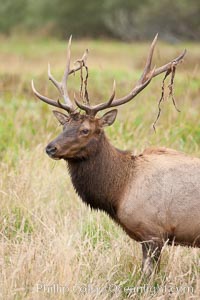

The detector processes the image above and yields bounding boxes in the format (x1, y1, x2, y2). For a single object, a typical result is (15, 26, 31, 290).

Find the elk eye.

(80, 128, 89, 135)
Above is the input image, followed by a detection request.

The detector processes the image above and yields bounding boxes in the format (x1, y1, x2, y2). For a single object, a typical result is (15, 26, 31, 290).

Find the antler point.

(68, 35, 72, 47)
(48, 63, 51, 77)
(31, 79, 35, 90)
(113, 79, 116, 91)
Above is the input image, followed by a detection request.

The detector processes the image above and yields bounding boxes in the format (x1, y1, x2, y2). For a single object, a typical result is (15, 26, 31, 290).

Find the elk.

(32, 35, 200, 276)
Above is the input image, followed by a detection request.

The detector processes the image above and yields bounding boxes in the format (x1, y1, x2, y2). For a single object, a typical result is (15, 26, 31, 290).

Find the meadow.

(0, 35, 200, 299)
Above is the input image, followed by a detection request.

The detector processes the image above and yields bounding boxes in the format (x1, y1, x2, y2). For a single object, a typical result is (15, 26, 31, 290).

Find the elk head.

(32, 35, 186, 161)
(44, 109, 117, 160)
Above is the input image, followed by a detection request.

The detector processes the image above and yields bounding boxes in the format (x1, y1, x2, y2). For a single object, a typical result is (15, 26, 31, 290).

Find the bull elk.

(32, 35, 200, 276)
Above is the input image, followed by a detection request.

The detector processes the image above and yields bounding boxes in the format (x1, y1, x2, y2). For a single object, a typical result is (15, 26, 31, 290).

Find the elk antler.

(32, 36, 89, 114)
(75, 34, 186, 116)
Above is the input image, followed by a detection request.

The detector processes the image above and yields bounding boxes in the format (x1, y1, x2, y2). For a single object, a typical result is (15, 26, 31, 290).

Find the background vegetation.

(0, 0, 200, 41)
(0, 34, 200, 299)
(0, 0, 200, 299)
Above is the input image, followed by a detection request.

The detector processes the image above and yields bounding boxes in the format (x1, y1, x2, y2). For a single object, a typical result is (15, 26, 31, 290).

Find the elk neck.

(67, 132, 135, 220)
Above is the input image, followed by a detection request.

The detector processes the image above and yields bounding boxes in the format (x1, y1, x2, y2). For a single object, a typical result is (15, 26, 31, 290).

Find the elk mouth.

(47, 154, 61, 160)
(45, 144, 61, 160)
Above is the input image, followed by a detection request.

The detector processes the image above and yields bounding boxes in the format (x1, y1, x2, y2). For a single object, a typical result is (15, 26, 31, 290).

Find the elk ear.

(99, 109, 118, 127)
(53, 111, 70, 125)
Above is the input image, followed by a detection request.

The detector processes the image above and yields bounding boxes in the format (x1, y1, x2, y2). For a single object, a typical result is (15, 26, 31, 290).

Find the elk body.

(32, 35, 200, 276)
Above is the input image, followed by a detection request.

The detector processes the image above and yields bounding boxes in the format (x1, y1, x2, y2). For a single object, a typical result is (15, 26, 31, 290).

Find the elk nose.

(46, 144, 57, 156)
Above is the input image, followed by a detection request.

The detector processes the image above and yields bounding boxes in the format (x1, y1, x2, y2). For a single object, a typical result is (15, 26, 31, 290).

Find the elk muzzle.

(46, 143, 58, 159)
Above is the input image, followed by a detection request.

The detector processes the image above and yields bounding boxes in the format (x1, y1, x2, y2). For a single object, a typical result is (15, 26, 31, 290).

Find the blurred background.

(0, 1, 200, 299)
(0, 0, 200, 41)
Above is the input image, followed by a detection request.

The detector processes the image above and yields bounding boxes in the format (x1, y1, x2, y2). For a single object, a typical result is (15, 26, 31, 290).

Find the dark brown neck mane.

(67, 133, 134, 219)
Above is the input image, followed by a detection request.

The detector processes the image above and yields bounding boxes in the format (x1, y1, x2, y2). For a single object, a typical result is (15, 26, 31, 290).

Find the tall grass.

(0, 36, 200, 299)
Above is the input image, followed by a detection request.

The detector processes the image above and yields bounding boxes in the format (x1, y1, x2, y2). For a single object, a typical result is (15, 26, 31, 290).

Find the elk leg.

(141, 241, 162, 277)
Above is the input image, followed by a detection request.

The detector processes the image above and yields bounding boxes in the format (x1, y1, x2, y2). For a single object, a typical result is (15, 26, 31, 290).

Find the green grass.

(0, 36, 200, 299)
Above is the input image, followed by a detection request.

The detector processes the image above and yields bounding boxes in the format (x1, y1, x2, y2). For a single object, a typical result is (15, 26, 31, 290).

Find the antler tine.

(48, 63, 61, 91)
(48, 36, 89, 110)
(77, 35, 186, 115)
(31, 80, 71, 111)
(138, 33, 158, 84)
(153, 49, 186, 77)
(74, 96, 91, 115)
(107, 80, 116, 105)
(75, 80, 116, 116)
(32, 35, 90, 114)
(60, 35, 74, 109)
(74, 48, 89, 67)
(81, 48, 89, 65)
(47, 36, 75, 111)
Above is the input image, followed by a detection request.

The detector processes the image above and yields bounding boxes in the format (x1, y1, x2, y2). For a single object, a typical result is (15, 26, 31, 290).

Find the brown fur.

(68, 132, 133, 219)
(141, 147, 182, 156)
(33, 36, 190, 277)
(45, 111, 200, 276)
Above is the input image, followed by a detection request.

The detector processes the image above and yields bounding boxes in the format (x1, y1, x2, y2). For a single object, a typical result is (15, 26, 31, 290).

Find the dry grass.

(0, 36, 200, 299)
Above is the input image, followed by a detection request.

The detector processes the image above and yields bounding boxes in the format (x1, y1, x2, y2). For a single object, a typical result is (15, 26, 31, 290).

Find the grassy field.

(0, 35, 200, 299)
